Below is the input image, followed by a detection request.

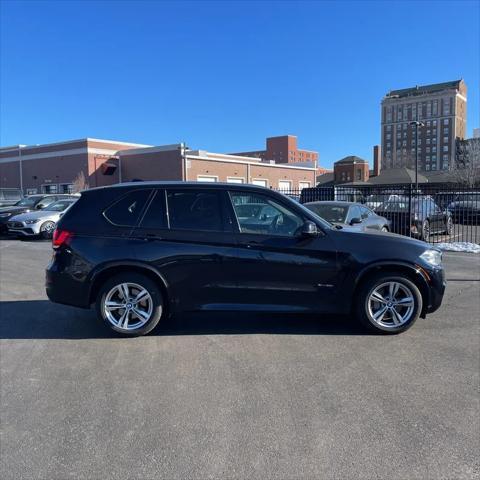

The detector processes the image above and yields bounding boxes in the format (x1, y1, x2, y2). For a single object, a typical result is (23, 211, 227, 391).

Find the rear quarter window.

(103, 189, 152, 227)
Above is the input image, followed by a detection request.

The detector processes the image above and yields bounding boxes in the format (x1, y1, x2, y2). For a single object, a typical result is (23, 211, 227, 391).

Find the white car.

(365, 194, 403, 210)
(7, 199, 77, 239)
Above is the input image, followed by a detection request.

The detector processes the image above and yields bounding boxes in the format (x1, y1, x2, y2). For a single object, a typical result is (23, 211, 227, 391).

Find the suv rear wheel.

(96, 272, 164, 336)
(355, 273, 422, 334)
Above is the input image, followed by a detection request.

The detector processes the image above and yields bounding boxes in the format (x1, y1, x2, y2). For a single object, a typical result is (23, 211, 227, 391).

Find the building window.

(443, 137, 449, 143)
(443, 98, 450, 115)
(443, 146, 449, 152)
(432, 146, 437, 153)
(60, 183, 74, 194)
(299, 181, 310, 190)
(227, 177, 245, 184)
(42, 184, 58, 194)
(443, 118, 449, 125)
(278, 180, 292, 192)
(197, 175, 218, 182)
(426, 138, 430, 145)
(426, 164, 431, 171)
(433, 100, 438, 115)
(443, 154, 449, 161)
(251, 179, 267, 187)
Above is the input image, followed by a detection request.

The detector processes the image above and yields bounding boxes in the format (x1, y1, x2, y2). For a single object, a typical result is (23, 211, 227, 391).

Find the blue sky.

(1, 0, 479, 168)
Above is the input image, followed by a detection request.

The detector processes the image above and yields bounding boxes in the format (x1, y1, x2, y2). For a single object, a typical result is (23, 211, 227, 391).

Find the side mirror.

(300, 221, 318, 236)
(36, 204, 46, 210)
(350, 217, 362, 225)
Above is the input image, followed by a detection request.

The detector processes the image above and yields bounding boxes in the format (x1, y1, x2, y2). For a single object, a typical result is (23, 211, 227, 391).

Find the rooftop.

(385, 80, 463, 99)
(335, 155, 369, 165)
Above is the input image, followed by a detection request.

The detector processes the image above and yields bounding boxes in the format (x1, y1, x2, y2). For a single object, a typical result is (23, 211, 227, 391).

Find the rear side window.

(104, 189, 151, 227)
(139, 190, 167, 229)
(167, 190, 224, 232)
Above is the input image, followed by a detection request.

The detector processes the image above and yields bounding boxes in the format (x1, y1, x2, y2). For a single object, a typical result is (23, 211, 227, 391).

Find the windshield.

(45, 200, 75, 212)
(14, 196, 42, 207)
(305, 204, 348, 223)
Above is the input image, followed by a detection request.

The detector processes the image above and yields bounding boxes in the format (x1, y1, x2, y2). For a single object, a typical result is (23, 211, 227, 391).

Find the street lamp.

(410, 120, 425, 192)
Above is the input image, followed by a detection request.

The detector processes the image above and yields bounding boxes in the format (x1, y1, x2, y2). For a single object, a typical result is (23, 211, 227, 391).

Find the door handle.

(246, 241, 262, 248)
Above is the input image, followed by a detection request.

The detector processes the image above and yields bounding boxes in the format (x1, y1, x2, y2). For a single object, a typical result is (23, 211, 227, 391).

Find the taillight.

(52, 229, 73, 249)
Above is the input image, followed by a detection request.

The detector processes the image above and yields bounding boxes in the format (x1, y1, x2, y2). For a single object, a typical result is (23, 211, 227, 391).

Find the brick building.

(231, 135, 319, 165)
(333, 156, 370, 184)
(381, 80, 467, 172)
(0, 138, 317, 194)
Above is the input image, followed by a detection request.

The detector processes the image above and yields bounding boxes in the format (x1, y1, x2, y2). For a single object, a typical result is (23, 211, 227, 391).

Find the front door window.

(229, 192, 303, 237)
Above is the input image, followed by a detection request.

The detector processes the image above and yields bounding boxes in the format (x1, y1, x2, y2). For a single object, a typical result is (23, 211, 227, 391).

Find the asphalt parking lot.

(1, 238, 479, 480)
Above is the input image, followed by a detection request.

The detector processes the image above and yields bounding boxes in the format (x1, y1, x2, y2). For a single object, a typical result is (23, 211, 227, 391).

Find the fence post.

(408, 183, 413, 238)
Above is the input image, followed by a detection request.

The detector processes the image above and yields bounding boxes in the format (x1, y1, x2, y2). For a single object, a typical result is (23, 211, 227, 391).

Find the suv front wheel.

(355, 273, 423, 334)
(96, 272, 164, 336)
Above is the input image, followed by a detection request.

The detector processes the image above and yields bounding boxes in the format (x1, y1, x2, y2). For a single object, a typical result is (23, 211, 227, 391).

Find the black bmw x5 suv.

(46, 182, 445, 336)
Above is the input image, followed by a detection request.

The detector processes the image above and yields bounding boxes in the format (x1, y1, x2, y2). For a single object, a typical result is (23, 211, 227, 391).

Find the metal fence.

(278, 184, 480, 245)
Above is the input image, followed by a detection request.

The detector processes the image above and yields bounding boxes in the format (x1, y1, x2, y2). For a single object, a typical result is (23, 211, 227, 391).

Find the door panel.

(132, 189, 239, 311)
(228, 191, 338, 312)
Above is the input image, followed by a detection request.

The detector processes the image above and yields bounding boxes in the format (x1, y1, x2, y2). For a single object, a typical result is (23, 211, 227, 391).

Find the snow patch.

(435, 242, 480, 254)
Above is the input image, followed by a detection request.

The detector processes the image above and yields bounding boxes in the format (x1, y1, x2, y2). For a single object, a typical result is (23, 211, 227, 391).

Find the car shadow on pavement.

(0, 300, 368, 340)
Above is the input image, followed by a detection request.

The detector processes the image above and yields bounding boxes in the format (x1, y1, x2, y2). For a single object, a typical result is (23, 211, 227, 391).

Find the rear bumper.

(46, 262, 91, 309)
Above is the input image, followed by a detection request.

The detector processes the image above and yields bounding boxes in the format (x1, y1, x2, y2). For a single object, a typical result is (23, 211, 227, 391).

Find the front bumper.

(7, 221, 41, 236)
(8, 227, 37, 236)
(423, 265, 446, 315)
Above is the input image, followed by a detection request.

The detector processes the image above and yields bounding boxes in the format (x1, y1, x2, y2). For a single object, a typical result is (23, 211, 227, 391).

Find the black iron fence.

(278, 183, 480, 245)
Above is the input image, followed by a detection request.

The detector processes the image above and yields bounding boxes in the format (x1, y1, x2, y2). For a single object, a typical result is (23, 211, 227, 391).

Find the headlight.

(0, 213, 12, 218)
(25, 219, 40, 224)
(420, 249, 442, 267)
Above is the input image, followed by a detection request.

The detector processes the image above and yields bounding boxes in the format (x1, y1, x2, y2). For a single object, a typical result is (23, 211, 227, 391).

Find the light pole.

(179, 143, 190, 181)
(410, 120, 425, 192)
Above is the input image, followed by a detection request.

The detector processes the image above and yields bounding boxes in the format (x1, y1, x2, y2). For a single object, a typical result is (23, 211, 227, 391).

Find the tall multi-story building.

(381, 80, 467, 172)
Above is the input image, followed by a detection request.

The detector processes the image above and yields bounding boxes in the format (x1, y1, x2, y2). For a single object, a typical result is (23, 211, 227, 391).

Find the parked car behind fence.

(296, 183, 478, 244)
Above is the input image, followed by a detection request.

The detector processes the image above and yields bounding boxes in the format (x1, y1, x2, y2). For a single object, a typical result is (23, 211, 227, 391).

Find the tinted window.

(45, 200, 76, 212)
(104, 189, 151, 227)
(140, 190, 167, 229)
(167, 190, 224, 232)
(306, 204, 348, 223)
(348, 206, 362, 222)
(230, 192, 303, 236)
(360, 206, 372, 219)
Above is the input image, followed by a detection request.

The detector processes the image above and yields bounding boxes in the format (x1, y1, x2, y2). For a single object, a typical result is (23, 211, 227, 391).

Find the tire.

(40, 221, 56, 239)
(420, 220, 430, 242)
(95, 272, 164, 336)
(381, 226, 389, 232)
(445, 216, 453, 235)
(355, 273, 423, 334)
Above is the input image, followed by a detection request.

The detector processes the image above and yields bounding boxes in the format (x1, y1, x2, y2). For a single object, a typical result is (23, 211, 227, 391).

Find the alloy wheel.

(41, 221, 56, 233)
(367, 281, 415, 329)
(103, 282, 154, 331)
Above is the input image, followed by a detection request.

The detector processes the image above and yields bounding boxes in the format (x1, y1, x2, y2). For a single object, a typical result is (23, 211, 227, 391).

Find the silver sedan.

(304, 201, 391, 232)
(7, 199, 77, 239)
